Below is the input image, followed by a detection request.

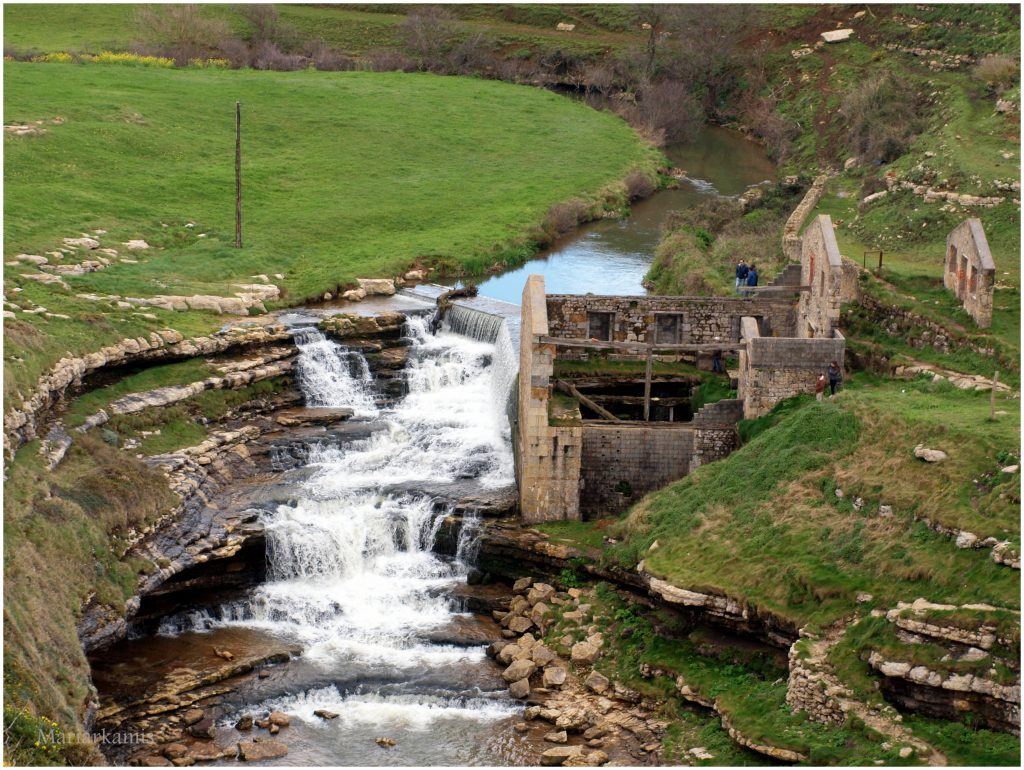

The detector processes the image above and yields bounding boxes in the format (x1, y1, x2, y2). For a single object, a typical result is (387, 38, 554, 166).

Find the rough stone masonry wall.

(739, 317, 846, 419)
(783, 174, 829, 263)
(797, 214, 845, 338)
(580, 424, 694, 517)
(518, 275, 582, 522)
(545, 294, 797, 360)
(579, 398, 742, 517)
(944, 218, 996, 328)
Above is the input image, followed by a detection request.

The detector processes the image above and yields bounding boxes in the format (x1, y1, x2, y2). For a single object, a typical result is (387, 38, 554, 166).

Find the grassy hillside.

(3, 63, 656, 400)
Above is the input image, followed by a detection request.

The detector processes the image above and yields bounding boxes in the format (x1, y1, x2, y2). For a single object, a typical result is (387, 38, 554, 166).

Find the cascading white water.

(172, 315, 519, 759)
(292, 326, 378, 416)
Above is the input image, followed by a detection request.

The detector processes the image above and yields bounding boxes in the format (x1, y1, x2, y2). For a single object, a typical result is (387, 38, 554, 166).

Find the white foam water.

(180, 316, 517, 758)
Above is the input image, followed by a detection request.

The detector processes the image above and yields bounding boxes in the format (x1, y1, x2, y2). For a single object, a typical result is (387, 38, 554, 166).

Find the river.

(471, 125, 776, 302)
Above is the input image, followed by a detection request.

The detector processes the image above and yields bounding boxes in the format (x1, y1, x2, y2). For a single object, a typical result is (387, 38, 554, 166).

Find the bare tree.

(400, 7, 461, 72)
(134, 4, 233, 64)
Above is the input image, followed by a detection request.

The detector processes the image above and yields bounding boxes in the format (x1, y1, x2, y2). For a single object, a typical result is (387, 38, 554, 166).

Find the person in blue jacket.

(745, 264, 758, 296)
(734, 259, 749, 294)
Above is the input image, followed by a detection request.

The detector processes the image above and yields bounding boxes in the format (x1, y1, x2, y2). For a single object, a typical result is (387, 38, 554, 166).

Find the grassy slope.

(3, 63, 655, 402)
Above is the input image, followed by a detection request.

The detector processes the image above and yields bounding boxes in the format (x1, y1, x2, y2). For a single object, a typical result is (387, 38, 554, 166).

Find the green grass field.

(3, 62, 655, 399)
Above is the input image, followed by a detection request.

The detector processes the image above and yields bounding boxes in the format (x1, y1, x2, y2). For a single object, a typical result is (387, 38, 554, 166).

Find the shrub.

(400, 6, 460, 71)
(89, 51, 175, 67)
(30, 51, 74, 64)
(543, 199, 589, 238)
(251, 41, 306, 71)
(134, 4, 236, 65)
(188, 57, 230, 69)
(623, 168, 656, 200)
(840, 74, 927, 164)
(364, 48, 418, 73)
(972, 53, 1019, 92)
(306, 40, 357, 72)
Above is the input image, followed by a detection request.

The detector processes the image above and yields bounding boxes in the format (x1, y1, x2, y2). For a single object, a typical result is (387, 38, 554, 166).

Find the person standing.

(827, 360, 842, 396)
(735, 259, 748, 294)
(744, 263, 758, 297)
(712, 349, 724, 374)
(815, 373, 826, 401)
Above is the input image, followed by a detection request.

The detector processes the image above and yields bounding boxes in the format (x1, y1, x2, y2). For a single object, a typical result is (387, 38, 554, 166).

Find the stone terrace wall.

(739, 317, 846, 419)
(692, 399, 744, 471)
(797, 214, 845, 338)
(944, 218, 996, 328)
(518, 276, 582, 522)
(545, 295, 797, 360)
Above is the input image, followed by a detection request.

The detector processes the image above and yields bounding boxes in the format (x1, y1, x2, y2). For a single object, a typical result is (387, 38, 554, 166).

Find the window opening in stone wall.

(655, 313, 684, 344)
(587, 312, 613, 341)
(969, 265, 977, 295)
(947, 244, 957, 274)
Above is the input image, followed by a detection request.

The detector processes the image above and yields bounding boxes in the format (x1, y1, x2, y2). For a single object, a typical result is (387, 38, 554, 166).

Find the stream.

(471, 125, 776, 302)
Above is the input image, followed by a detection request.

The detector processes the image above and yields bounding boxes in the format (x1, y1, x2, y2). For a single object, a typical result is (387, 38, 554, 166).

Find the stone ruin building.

(943, 218, 996, 328)
(515, 214, 856, 523)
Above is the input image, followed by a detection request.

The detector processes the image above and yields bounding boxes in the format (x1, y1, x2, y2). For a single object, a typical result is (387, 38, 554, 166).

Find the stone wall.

(545, 294, 797, 359)
(738, 317, 846, 419)
(578, 399, 741, 517)
(944, 218, 996, 328)
(797, 214, 845, 338)
(783, 175, 829, 263)
(518, 275, 583, 522)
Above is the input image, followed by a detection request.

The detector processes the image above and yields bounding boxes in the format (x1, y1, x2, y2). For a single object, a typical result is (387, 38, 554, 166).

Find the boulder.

(914, 444, 948, 463)
(184, 743, 225, 762)
(543, 666, 567, 688)
(531, 601, 551, 626)
(497, 644, 521, 665)
(314, 709, 339, 720)
(509, 678, 531, 699)
(64, 237, 100, 249)
(487, 640, 510, 659)
(125, 239, 150, 250)
(237, 739, 288, 761)
(188, 718, 216, 740)
(508, 615, 534, 634)
(356, 278, 396, 296)
(161, 744, 189, 760)
(585, 750, 609, 766)
(518, 633, 537, 651)
(544, 730, 568, 744)
(342, 288, 366, 302)
(268, 711, 290, 727)
(532, 644, 556, 667)
(234, 715, 253, 731)
(571, 641, 599, 664)
(141, 756, 173, 767)
(541, 746, 583, 766)
(513, 576, 534, 594)
(821, 29, 854, 43)
(404, 269, 427, 281)
(503, 659, 537, 683)
(584, 671, 610, 694)
(527, 583, 556, 605)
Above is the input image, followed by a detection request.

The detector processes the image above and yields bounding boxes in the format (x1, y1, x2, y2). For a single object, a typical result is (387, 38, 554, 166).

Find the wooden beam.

(643, 345, 653, 421)
(556, 380, 620, 422)
(537, 336, 742, 353)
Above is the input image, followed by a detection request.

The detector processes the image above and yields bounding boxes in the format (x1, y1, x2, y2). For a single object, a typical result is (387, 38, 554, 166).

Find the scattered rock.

(1001, 465, 1018, 474)
(513, 576, 535, 594)
(182, 709, 205, 726)
(821, 28, 854, 43)
(375, 737, 396, 748)
(63, 237, 100, 249)
(268, 711, 290, 727)
(141, 756, 173, 767)
(503, 659, 537, 683)
(584, 670, 610, 694)
(544, 730, 568, 743)
(514, 722, 530, 733)
(356, 278, 396, 296)
(541, 746, 584, 766)
(342, 289, 366, 302)
(690, 747, 714, 760)
(125, 239, 150, 250)
(314, 709, 339, 720)
(571, 641, 599, 664)
(188, 718, 216, 740)
(161, 744, 188, 760)
(899, 747, 913, 759)
(914, 444, 948, 463)
(543, 666, 568, 688)
(234, 715, 253, 731)
(237, 739, 288, 761)
(509, 677, 531, 699)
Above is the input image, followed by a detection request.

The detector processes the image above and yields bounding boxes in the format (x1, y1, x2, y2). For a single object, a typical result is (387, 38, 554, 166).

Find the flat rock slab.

(821, 28, 854, 42)
(238, 739, 288, 761)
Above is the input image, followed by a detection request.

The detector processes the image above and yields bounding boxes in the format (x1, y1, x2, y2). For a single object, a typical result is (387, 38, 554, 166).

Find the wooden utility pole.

(234, 101, 242, 248)
(991, 370, 999, 420)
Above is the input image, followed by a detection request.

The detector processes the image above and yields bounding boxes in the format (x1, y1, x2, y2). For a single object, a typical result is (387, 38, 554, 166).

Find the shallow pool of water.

(471, 125, 775, 303)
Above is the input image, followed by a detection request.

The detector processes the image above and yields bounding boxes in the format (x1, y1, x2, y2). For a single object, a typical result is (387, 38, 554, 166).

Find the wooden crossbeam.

(537, 336, 742, 353)
(555, 379, 620, 422)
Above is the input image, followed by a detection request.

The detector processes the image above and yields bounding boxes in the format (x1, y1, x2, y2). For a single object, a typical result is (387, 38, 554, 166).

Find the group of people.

(815, 361, 843, 400)
(734, 259, 758, 295)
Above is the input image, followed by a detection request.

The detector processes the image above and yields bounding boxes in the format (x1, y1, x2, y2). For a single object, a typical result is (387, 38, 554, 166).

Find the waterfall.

(169, 314, 518, 744)
(292, 326, 378, 416)
(441, 304, 519, 427)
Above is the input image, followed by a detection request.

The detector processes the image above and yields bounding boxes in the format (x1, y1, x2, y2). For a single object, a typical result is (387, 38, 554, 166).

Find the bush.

(91, 51, 175, 67)
(364, 48, 418, 73)
(251, 41, 305, 71)
(840, 74, 927, 164)
(543, 199, 589, 238)
(30, 51, 74, 64)
(623, 168, 656, 200)
(134, 4, 235, 66)
(401, 6, 460, 72)
(972, 53, 1019, 93)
